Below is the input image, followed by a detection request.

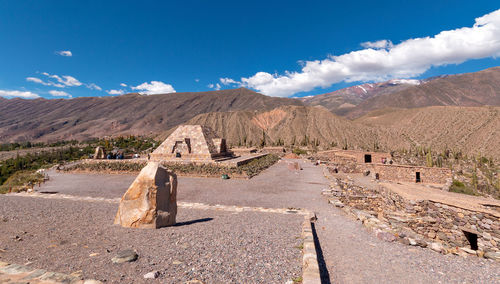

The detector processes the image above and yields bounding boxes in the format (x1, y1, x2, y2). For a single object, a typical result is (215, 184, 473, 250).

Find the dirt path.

(6, 159, 500, 283)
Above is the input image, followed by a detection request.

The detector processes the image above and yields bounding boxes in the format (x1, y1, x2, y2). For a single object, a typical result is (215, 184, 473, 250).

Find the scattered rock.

(143, 270, 160, 279)
(408, 238, 417, 246)
(430, 242, 444, 253)
(484, 251, 500, 261)
(416, 240, 428, 248)
(112, 249, 138, 264)
(459, 247, 477, 255)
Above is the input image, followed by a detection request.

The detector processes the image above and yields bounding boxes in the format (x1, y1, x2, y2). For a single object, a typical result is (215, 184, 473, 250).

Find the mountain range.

(0, 67, 499, 158)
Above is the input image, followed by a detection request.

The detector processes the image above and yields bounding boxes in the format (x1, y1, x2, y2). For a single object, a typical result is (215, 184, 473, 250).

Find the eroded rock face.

(114, 162, 177, 228)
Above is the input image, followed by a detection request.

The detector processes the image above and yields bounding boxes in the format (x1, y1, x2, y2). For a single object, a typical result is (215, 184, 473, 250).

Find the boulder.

(114, 162, 177, 228)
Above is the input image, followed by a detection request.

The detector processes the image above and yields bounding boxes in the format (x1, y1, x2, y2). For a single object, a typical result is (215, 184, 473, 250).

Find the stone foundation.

(323, 171, 499, 258)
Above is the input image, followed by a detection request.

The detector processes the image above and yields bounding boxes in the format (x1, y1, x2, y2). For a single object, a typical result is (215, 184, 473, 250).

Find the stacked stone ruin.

(319, 149, 452, 184)
(150, 125, 231, 163)
(324, 176, 500, 257)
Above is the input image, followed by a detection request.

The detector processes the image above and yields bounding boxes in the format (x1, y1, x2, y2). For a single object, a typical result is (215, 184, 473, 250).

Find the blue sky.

(1, 1, 499, 99)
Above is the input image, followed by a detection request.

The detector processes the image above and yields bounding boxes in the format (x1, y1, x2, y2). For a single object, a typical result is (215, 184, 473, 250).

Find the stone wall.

(319, 150, 391, 164)
(366, 164, 452, 184)
(328, 176, 500, 255)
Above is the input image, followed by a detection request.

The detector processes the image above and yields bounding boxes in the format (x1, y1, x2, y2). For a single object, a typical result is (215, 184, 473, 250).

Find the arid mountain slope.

(169, 105, 398, 150)
(302, 79, 420, 116)
(0, 88, 303, 142)
(345, 67, 500, 118)
(356, 106, 500, 158)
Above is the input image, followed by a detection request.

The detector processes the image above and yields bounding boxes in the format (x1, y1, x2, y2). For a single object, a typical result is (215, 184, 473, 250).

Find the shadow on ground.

(173, 217, 213, 227)
(312, 222, 331, 284)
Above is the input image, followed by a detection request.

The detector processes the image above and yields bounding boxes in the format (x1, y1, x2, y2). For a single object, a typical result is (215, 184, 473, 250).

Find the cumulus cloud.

(57, 50, 72, 57)
(220, 77, 238, 85)
(120, 83, 127, 87)
(239, 9, 500, 97)
(86, 83, 102, 91)
(107, 89, 125, 95)
(132, 81, 176, 95)
(195, 79, 200, 82)
(208, 83, 221, 90)
(0, 90, 40, 99)
(49, 90, 72, 98)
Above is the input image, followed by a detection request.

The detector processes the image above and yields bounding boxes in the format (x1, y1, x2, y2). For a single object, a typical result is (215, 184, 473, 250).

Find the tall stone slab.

(114, 162, 177, 228)
(94, 146, 106, 159)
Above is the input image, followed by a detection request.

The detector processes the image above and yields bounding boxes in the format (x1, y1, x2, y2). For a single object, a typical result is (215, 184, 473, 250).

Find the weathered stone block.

(114, 162, 177, 228)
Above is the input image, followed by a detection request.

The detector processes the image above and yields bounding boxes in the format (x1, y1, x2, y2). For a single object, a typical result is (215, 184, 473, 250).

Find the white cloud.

(132, 81, 175, 95)
(240, 9, 500, 97)
(361, 40, 393, 49)
(0, 90, 40, 99)
(26, 77, 45, 84)
(49, 90, 72, 98)
(57, 50, 72, 57)
(26, 76, 65, 88)
(120, 83, 127, 87)
(195, 78, 200, 82)
(107, 89, 125, 95)
(86, 83, 102, 91)
(42, 72, 82, 87)
(208, 83, 221, 90)
(220, 77, 238, 85)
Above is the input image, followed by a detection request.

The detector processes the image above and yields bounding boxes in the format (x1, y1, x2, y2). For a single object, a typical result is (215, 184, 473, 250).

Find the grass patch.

(449, 180, 478, 196)
(292, 148, 307, 155)
(292, 276, 303, 283)
(0, 171, 44, 194)
(295, 243, 304, 250)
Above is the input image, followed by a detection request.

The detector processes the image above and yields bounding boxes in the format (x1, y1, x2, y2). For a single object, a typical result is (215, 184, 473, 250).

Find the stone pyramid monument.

(151, 125, 230, 163)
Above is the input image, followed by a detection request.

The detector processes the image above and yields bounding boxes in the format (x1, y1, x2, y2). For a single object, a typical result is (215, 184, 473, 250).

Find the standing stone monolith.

(94, 146, 106, 159)
(114, 162, 177, 228)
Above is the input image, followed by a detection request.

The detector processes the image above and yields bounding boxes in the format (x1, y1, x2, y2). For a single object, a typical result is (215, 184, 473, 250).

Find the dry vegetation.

(63, 154, 280, 179)
(391, 148, 500, 199)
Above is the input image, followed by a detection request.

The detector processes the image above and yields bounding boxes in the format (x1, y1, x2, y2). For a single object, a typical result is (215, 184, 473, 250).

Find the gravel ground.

(0, 196, 302, 283)
(4, 160, 500, 283)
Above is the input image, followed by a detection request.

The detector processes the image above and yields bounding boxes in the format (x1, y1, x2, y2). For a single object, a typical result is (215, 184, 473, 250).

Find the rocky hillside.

(0, 88, 302, 142)
(168, 104, 500, 159)
(344, 67, 500, 118)
(301, 79, 420, 116)
(303, 67, 500, 119)
(356, 106, 500, 158)
(167, 105, 398, 150)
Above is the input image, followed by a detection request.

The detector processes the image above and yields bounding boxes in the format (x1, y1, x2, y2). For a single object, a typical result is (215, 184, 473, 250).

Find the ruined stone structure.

(319, 149, 451, 184)
(327, 177, 500, 254)
(114, 162, 177, 228)
(94, 146, 106, 159)
(151, 125, 230, 163)
(366, 164, 452, 184)
(321, 149, 391, 164)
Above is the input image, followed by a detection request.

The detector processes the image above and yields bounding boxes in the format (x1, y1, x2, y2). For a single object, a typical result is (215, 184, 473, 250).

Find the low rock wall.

(324, 172, 499, 259)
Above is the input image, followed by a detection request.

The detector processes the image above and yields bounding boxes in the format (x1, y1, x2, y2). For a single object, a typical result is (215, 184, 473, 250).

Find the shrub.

(449, 180, 477, 196)
(0, 171, 44, 194)
(292, 148, 307, 155)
